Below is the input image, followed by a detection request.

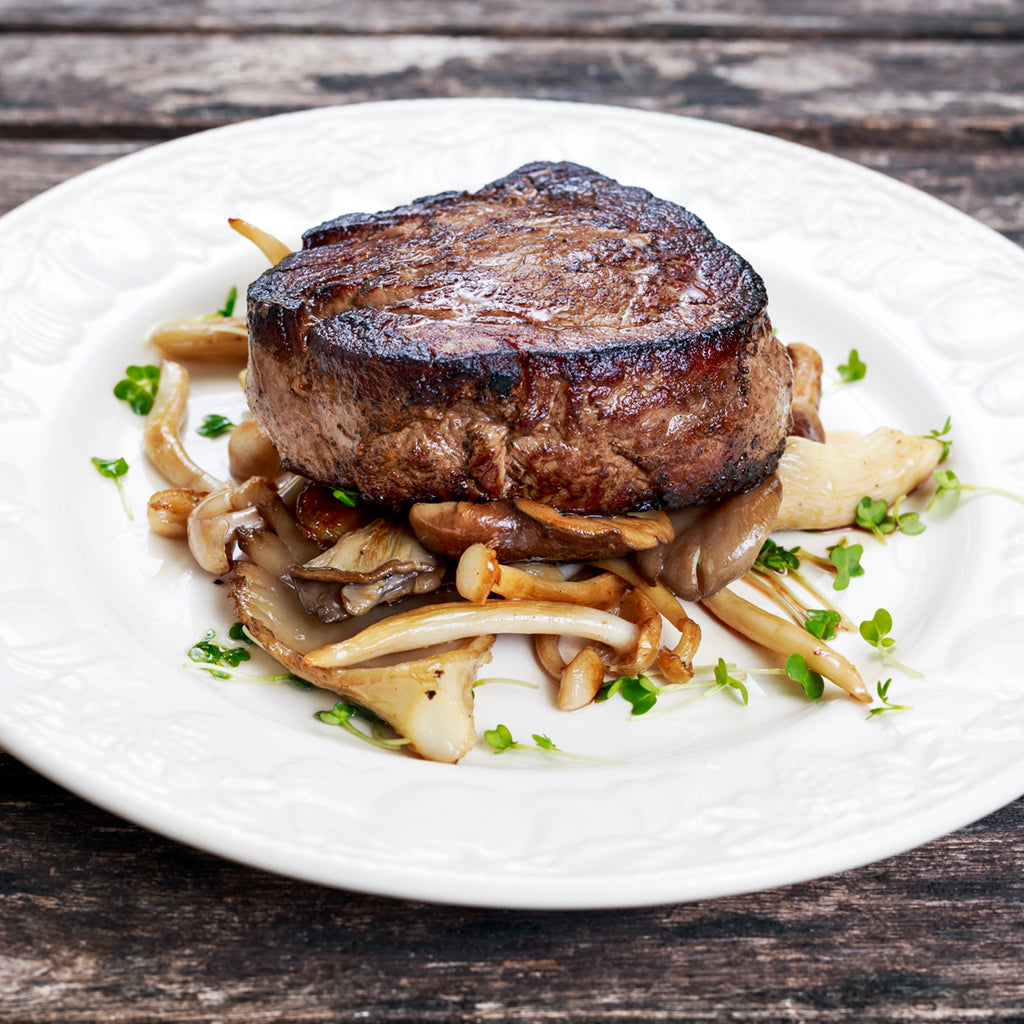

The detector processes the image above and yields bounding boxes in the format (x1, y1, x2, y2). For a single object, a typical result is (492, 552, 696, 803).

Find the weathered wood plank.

(4, 140, 1020, 247)
(1, 751, 1022, 1022)
(1, 34, 1022, 149)
(0, 0, 1021, 38)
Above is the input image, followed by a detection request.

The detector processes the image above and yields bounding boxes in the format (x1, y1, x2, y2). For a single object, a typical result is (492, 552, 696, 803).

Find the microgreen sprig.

(804, 609, 841, 641)
(332, 486, 361, 507)
(316, 700, 410, 750)
(827, 539, 865, 591)
(926, 469, 1024, 512)
(197, 413, 236, 437)
(922, 416, 953, 463)
(854, 495, 925, 542)
(785, 653, 824, 699)
(186, 629, 252, 678)
(211, 286, 238, 319)
(867, 678, 913, 719)
(836, 348, 867, 384)
(113, 364, 160, 415)
(859, 608, 922, 678)
(90, 455, 132, 519)
(483, 724, 616, 762)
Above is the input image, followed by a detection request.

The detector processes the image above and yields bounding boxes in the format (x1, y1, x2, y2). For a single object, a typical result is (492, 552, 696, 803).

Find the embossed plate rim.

(1, 98, 1023, 909)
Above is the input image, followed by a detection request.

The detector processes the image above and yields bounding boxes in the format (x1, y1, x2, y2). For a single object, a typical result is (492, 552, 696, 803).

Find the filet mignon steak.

(246, 161, 792, 514)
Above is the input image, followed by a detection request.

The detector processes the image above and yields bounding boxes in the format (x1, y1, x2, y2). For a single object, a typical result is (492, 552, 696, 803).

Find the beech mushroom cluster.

(138, 274, 944, 764)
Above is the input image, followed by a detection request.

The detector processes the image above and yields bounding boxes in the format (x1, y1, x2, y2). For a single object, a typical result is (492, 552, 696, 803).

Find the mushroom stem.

(228, 217, 292, 265)
(304, 600, 640, 669)
(143, 360, 221, 492)
(701, 587, 871, 702)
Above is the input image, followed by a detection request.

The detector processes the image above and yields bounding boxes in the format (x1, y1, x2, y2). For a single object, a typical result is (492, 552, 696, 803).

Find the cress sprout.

(91, 455, 132, 519)
(113, 364, 160, 415)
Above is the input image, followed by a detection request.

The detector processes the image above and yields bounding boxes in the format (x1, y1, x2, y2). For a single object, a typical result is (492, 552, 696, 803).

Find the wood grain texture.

(1, 0, 1022, 38)
(1, 34, 1022, 149)
(2, 752, 1023, 1022)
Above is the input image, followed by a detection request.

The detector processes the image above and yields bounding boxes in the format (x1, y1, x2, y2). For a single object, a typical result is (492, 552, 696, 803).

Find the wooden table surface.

(2, 2, 1023, 1020)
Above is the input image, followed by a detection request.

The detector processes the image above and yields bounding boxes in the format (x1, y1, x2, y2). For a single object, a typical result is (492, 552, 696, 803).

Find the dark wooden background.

(2, 2, 1023, 1020)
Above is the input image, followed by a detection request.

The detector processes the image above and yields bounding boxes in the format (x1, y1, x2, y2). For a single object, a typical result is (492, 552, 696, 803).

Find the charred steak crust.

(247, 161, 793, 514)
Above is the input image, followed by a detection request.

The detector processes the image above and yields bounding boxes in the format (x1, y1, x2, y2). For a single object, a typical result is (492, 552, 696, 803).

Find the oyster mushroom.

(288, 518, 445, 621)
(635, 476, 783, 601)
(775, 429, 943, 531)
(409, 500, 673, 563)
(229, 560, 493, 762)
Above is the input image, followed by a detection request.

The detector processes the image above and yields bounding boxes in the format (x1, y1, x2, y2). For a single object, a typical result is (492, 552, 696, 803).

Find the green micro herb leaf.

(714, 657, 749, 705)
(859, 608, 922, 678)
(596, 672, 661, 715)
(867, 678, 913, 719)
(804, 609, 841, 641)
(228, 621, 254, 644)
(922, 416, 953, 463)
(855, 495, 926, 541)
(113, 364, 160, 415)
(483, 724, 615, 762)
(926, 469, 1024, 512)
(316, 700, 409, 750)
(197, 413, 236, 437)
(827, 539, 865, 591)
(90, 455, 132, 519)
(785, 652, 825, 699)
(855, 496, 897, 542)
(214, 286, 237, 319)
(187, 629, 252, 675)
(837, 348, 867, 383)
(753, 538, 802, 574)
(332, 486, 361, 507)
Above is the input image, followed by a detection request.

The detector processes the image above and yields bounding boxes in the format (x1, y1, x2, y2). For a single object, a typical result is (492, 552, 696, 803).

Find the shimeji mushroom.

(702, 586, 871, 702)
(229, 560, 494, 763)
(143, 359, 221, 492)
(455, 543, 628, 607)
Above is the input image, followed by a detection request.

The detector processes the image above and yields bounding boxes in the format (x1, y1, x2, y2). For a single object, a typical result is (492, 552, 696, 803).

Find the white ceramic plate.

(2, 99, 1023, 909)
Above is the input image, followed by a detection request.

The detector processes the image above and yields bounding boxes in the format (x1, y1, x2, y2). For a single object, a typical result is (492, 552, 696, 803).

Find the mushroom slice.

(775, 429, 943, 531)
(143, 359, 221, 492)
(229, 561, 493, 762)
(787, 342, 825, 443)
(289, 518, 445, 620)
(702, 586, 870, 702)
(303, 600, 641, 669)
(228, 418, 282, 480)
(635, 476, 782, 601)
(149, 317, 248, 363)
(187, 476, 277, 575)
(409, 500, 673, 563)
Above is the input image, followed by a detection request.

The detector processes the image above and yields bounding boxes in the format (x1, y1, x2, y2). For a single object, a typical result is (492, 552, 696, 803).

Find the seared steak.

(246, 161, 792, 514)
